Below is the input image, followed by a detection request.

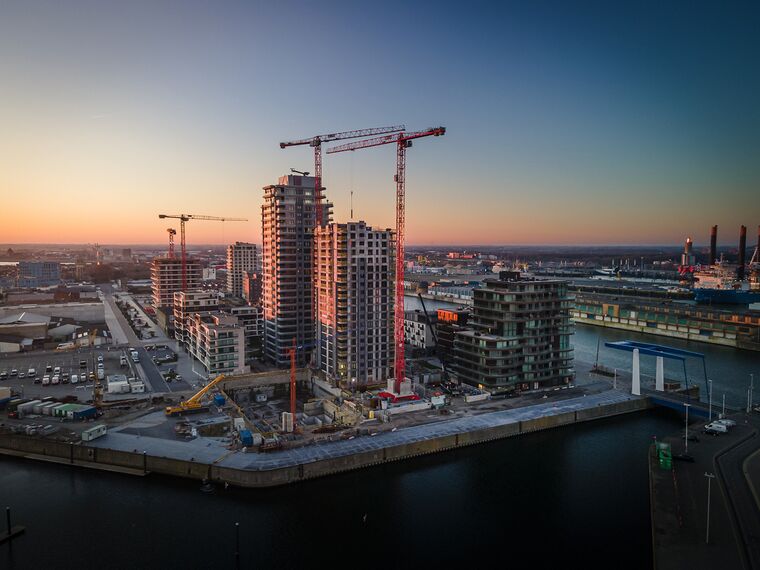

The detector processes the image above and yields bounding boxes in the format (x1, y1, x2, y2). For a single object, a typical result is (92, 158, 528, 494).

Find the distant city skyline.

(1, 1, 759, 246)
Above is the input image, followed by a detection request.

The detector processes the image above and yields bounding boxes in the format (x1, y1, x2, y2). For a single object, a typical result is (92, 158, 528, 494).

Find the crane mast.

(327, 127, 446, 392)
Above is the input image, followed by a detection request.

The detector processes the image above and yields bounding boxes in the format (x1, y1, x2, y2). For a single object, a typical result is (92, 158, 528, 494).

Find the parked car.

(54, 366, 61, 375)
(0, 371, 7, 380)
(10, 368, 18, 376)
(52, 375, 60, 385)
(18, 372, 25, 379)
(28, 368, 36, 377)
(42, 375, 51, 386)
(45, 365, 53, 373)
(704, 422, 728, 435)
(71, 374, 79, 384)
(33, 377, 42, 384)
(97, 355, 103, 363)
(79, 360, 88, 369)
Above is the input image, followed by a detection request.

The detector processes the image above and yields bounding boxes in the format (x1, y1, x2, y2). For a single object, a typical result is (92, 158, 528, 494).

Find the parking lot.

(0, 347, 128, 401)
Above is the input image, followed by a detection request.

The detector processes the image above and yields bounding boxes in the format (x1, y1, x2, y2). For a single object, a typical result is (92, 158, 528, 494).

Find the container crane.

(279, 125, 405, 227)
(165, 374, 227, 416)
(157, 214, 248, 289)
(328, 127, 446, 393)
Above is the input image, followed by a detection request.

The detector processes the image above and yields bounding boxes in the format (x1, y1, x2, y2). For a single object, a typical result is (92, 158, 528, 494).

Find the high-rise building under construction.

(261, 174, 332, 366)
(314, 221, 395, 385)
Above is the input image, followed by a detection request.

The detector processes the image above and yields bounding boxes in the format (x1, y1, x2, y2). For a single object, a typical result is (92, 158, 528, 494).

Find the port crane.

(328, 127, 446, 392)
(157, 214, 248, 290)
(165, 374, 227, 416)
(279, 125, 405, 227)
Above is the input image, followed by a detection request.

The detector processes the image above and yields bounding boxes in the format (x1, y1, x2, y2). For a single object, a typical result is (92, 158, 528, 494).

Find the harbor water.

(2, 409, 679, 570)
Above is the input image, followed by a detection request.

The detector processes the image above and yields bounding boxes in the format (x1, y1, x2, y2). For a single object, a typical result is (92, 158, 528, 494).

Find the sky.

(1, 0, 759, 247)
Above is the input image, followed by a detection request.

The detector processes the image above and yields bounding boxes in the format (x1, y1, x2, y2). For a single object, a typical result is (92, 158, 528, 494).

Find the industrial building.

(453, 272, 574, 394)
(261, 174, 333, 367)
(150, 257, 201, 309)
(227, 242, 259, 298)
(173, 290, 220, 349)
(314, 221, 394, 385)
(185, 313, 249, 376)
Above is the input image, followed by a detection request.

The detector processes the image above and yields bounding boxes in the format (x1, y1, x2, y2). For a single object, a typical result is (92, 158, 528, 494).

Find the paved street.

(651, 411, 760, 570)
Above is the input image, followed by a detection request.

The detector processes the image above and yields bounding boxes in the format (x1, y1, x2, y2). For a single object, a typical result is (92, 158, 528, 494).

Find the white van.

(704, 421, 728, 434)
(42, 375, 51, 386)
(71, 374, 79, 384)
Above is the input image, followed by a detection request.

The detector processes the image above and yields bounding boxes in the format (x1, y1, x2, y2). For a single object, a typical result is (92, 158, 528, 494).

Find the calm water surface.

(2, 410, 679, 570)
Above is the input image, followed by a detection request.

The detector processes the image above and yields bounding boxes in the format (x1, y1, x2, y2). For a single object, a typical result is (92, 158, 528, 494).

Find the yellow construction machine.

(165, 374, 226, 416)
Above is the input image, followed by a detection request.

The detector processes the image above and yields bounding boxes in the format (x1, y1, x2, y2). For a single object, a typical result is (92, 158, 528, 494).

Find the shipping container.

(17, 400, 42, 418)
(71, 406, 97, 421)
(41, 402, 59, 415)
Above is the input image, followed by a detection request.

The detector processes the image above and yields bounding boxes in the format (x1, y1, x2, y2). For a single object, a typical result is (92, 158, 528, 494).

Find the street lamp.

(705, 472, 715, 544)
(684, 403, 690, 455)
(708, 379, 713, 421)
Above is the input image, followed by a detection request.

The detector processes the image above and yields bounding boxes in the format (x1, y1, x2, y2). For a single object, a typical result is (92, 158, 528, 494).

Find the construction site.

(0, 124, 626, 486)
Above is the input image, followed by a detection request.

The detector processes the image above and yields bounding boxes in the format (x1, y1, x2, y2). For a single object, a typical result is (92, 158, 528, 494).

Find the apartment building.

(453, 272, 574, 394)
(314, 221, 394, 385)
(261, 174, 333, 366)
(227, 242, 259, 298)
(404, 310, 436, 350)
(150, 257, 201, 309)
(185, 313, 249, 377)
(173, 290, 219, 349)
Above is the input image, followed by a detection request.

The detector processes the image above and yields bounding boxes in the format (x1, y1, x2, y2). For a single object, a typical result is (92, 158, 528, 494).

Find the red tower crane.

(288, 338, 297, 429)
(327, 127, 446, 393)
(157, 214, 248, 290)
(166, 228, 177, 259)
(279, 125, 405, 227)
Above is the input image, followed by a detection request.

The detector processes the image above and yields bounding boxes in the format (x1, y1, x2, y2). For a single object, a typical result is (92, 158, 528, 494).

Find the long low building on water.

(572, 292, 760, 351)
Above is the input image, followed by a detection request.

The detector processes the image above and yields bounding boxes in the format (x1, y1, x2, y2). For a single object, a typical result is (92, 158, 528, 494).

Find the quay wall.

(0, 397, 652, 487)
(571, 314, 760, 352)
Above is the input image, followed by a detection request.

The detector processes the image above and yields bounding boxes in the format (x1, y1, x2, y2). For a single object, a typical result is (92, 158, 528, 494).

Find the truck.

(130, 349, 139, 363)
(97, 368, 105, 381)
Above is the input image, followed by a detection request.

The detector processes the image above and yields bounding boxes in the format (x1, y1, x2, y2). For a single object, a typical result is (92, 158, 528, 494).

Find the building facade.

(404, 310, 436, 350)
(242, 271, 262, 305)
(173, 290, 219, 349)
(227, 242, 259, 298)
(17, 261, 61, 287)
(436, 308, 470, 363)
(228, 305, 264, 361)
(453, 273, 574, 394)
(185, 313, 249, 377)
(150, 257, 201, 309)
(261, 174, 333, 366)
(314, 221, 394, 385)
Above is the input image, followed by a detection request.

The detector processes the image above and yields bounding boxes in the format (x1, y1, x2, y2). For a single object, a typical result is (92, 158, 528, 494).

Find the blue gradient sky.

(1, 0, 759, 245)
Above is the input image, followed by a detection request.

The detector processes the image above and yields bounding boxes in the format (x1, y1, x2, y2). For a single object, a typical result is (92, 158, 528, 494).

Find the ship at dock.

(692, 224, 760, 306)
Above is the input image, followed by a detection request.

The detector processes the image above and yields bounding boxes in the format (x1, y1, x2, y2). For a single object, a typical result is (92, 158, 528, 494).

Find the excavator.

(165, 374, 226, 416)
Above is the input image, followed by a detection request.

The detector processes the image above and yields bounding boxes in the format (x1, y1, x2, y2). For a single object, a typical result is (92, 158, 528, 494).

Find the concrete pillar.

(632, 348, 641, 396)
(656, 356, 665, 392)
